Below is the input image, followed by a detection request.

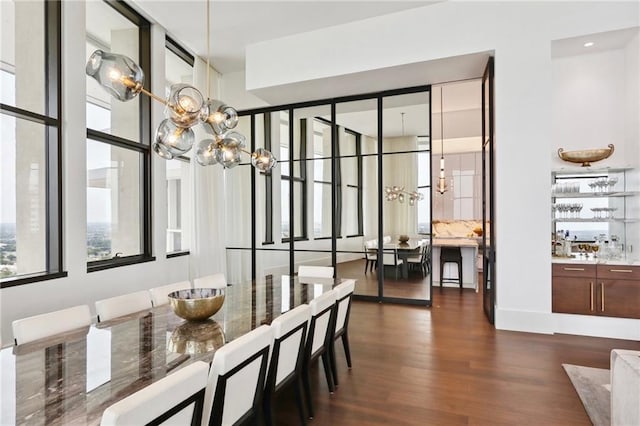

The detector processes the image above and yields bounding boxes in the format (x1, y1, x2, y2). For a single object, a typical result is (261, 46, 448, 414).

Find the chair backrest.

(95, 291, 153, 323)
(334, 280, 355, 335)
(267, 304, 310, 389)
(193, 273, 227, 290)
(298, 265, 334, 278)
(149, 280, 192, 307)
(307, 290, 337, 357)
(202, 325, 273, 426)
(12, 305, 91, 345)
(382, 245, 398, 266)
(100, 360, 209, 426)
(421, 244, 431, 263)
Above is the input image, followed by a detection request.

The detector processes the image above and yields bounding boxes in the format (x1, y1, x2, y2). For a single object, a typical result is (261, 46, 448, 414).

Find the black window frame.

(164, 36, 194, 258)
(311, 117, 334, 240)
(85, 0, 154, 273)
(0, 0, 66, 288)
(416, 135, 432, 235)
(280, 113, 307, 243)
(342, 128, 364, 238)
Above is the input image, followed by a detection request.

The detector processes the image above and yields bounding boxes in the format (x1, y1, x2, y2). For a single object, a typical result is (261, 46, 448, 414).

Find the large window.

(417, 136, 431, 234)
(85, 1, 151, 270)
(165, 38, 194, 256)
(280, 112, 306, 241)
(341, 128, 363, 237)
(313, 118, 332, 238)
(0, 1, 63, 286)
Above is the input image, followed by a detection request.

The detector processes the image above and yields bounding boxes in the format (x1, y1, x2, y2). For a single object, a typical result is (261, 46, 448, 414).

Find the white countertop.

(552, 257, 640, 266)
(433, 237, 479, 248)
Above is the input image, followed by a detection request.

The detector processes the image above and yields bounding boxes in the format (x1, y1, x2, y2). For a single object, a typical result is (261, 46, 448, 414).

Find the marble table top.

(0, 275, 351, 425)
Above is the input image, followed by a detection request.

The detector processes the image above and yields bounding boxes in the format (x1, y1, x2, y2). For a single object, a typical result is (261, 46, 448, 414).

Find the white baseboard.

(495, 308, 555, 334)
(554, 313, 640, 340)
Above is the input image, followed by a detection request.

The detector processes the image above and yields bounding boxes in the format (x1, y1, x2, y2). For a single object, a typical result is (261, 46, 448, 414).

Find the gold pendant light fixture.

(86, 0, 277, 172)
(437, 85, 448, 195)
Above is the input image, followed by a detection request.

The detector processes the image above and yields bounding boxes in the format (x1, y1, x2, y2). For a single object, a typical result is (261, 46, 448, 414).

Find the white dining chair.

(12, 305, 91, 346)
(407, 241, 431, 277)
(329, 279, 356, 386)
(95, 291, 153, 323)
(383, 235, 392, 244)
(264, 304, 310, 426)
(382, 244, 403, 280)
(303, 289, 337, 419)
(298, 265, 334, 278)
(363, 240, 377, 273)
(100, 360, 209, 426)
(193, 272, 227, 289)
(149, 280, 192, 307)
(202, 325, 273, 426)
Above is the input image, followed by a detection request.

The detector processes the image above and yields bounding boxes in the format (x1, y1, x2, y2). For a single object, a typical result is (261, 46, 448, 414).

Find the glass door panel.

(335, 99, 379, 297)
(381, 92, 431, 303)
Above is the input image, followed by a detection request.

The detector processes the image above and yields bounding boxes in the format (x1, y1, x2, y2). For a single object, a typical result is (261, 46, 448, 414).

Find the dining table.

(373, 238, 425, 279)
(0, 275, 352, 426)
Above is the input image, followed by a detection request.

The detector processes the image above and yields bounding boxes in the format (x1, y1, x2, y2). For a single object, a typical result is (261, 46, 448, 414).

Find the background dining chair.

(298, 265, 334, 278)
(95, 291, 153, 323)
(100, 360, 209, 426)
(202, 325, 273, 426)
(382, 235, 392, 244)
(363, 240, 377, 273)
(303, 289, 337, 419)
(12, 304, 91, 345)
(329, 279, 355, 387)
(407, 242, 431, 277)
(149, 280, 192, 307)
(193, 272, 227, 289)
(382, 244, 403, 280)
(264, 304, 310, 426)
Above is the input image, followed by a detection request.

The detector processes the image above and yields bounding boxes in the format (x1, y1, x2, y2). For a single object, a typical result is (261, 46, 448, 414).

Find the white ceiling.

(131, 0, 438, 74)
(551, 27, 639, 58)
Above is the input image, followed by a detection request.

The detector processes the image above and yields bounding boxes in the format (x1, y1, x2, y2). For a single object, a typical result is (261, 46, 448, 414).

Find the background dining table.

(0, 275, 351, 426)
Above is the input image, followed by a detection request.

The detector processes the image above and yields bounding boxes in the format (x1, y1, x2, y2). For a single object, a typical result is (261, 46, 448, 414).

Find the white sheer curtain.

(188, 58, 227, 281)
(383, 136, 419, 236)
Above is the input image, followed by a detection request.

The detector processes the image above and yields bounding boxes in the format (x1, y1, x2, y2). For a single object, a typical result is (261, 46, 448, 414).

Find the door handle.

(590, 282, 594, 311)
(609, 269, 633, 273)
(600, 283, 605, 312)
(563, 267, 585, 271)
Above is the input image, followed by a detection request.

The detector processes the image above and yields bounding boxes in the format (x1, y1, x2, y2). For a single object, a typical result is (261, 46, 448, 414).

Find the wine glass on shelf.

(607, 177, 619, 192)
(592, 244, 600, 258)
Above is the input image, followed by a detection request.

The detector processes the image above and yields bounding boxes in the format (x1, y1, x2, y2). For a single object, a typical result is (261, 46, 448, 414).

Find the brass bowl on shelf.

(557, 144, 614, 167)
(168, 288, 225, 321)
(398, 235, 410, 243)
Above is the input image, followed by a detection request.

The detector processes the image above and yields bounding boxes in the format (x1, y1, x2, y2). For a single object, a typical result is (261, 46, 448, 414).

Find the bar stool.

(440, 247, 463, 289)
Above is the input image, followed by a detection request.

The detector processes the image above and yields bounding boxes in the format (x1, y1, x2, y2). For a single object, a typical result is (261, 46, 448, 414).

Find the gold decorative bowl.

(557, 144, 614, 167)
(168, 288, 225, 321)
(398, 235, 410, 243)
(168, 319, 225, 354)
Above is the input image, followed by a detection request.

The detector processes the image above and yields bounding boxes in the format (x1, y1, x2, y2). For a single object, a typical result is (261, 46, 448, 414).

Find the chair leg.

(458, 260, 463, 290)
(263, 393, 274, 426)
(321, 352, 335, 393)
(302, 362, 314, 419)
(342, 332, 352, 368)
(294, 375, 307, 425)
(439, 260, 444, 287)
(329, 339, 339, 387)
(364, 259, 368, 274)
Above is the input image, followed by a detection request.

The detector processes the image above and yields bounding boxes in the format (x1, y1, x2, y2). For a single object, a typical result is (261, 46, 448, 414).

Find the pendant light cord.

(206, 0, 211, 98)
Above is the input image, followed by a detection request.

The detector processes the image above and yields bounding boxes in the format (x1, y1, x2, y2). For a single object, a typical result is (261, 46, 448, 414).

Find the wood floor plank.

(272, 287, 640, 425)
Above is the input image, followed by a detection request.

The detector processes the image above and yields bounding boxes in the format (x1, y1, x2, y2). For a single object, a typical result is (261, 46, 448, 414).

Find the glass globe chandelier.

(85, 1, 277, 172)
(384, 186, 424, 206)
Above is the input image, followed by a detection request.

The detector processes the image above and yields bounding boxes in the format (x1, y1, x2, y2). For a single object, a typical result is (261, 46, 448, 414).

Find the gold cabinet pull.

(600, 283, 605, 312)
(563, 267, 585, 271)
(590, 282, 594, 311)
(609, 269, 633, 273)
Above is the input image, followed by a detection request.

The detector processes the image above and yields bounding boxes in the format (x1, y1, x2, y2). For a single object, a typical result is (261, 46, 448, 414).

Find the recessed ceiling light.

(584, 42, 595, 48)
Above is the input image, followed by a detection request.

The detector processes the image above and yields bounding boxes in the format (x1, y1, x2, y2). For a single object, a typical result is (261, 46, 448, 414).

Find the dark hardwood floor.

(272, 287, 640, 425)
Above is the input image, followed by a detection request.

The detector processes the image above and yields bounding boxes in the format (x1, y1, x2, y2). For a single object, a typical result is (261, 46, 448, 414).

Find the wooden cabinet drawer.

(552, 277, 595, 315)
(596, 265, 640, 281)
(552, 263, 596, 278)
(598, 280, 640, 319)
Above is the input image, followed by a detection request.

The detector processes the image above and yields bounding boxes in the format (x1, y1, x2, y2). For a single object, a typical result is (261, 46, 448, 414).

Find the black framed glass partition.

(230, 85, 432, 306)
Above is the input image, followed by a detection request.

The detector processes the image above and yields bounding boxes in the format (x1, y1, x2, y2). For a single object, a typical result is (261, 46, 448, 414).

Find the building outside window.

(0, 0, 62, 284)
(85, 0, 151, 268)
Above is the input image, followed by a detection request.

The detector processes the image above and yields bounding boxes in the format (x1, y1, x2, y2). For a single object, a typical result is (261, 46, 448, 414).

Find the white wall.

(242, 1, 640, 338)
(0, 3, 192, 344)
